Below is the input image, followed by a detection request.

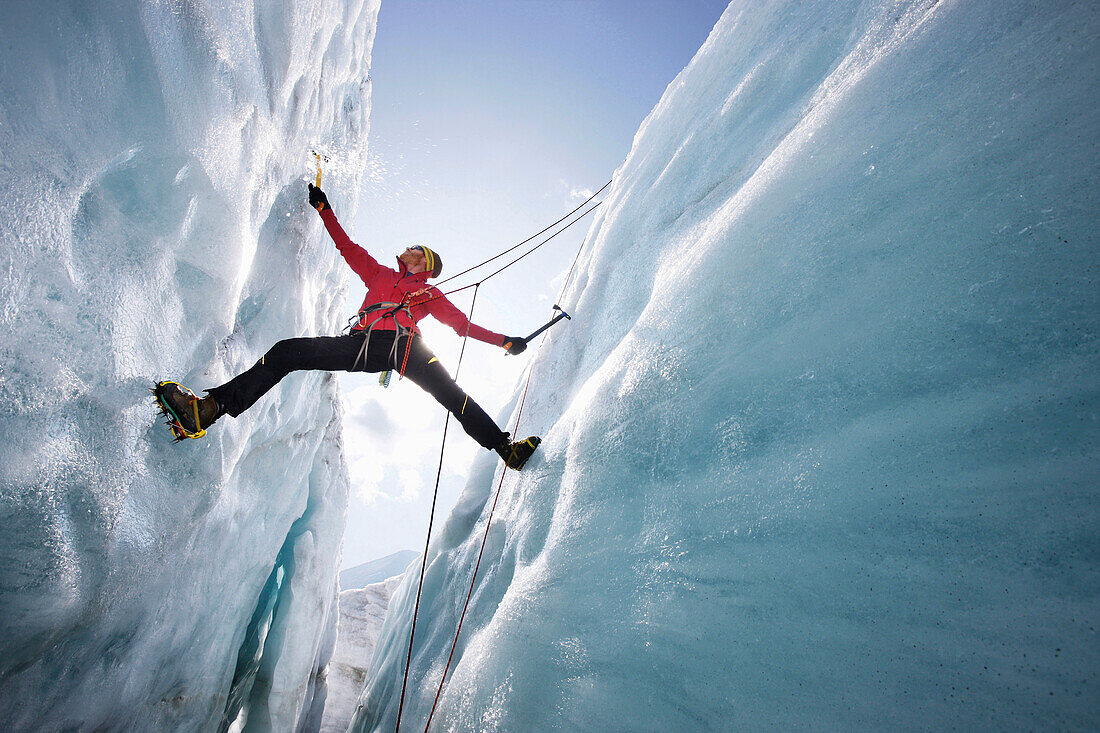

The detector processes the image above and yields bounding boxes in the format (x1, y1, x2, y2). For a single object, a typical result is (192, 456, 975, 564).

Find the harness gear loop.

(348, 301, 417, 381)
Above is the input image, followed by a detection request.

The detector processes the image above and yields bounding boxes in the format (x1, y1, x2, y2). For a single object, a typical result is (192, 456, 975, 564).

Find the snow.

(0, 1, 378, 731)
(321, 575, 405, 733)
(340, 550, 419, 591)
(352, 1, 1100, 731)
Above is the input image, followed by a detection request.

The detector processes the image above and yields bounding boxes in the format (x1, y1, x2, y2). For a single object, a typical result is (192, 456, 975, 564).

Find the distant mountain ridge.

(339, 550, 418, 590)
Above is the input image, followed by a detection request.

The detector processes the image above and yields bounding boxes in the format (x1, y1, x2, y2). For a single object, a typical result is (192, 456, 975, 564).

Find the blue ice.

(354, 1, 1099, 731)
(0, 2, 379, 731)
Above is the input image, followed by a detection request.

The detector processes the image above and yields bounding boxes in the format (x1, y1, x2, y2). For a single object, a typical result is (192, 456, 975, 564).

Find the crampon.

(152, 381, 209, 441)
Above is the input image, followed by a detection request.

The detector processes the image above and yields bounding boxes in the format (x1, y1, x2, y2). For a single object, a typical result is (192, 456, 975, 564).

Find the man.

(155, 183, 541, 471)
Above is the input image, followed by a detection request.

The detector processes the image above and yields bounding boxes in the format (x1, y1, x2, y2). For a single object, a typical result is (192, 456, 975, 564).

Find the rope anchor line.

(392, 184, 607, 733)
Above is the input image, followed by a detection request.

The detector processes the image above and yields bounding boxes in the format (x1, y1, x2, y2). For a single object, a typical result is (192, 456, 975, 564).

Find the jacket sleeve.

(320, 208, 380, 284)
(426, 291, 507, 346)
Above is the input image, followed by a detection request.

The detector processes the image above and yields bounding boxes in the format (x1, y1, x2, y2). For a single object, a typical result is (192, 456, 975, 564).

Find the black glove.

(503, 336, 527, 355)
(308, 183, 330, 212)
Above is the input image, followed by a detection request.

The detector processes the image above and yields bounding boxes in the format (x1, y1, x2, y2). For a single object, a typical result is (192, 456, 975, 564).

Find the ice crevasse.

(0, 1, 379, 731)
(0, 0, 1096, 731)
(353, 1, 1099, 731)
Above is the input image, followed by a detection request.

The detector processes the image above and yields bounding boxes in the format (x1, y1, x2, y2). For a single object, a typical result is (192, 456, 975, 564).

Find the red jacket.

(321, 209, 506, 346)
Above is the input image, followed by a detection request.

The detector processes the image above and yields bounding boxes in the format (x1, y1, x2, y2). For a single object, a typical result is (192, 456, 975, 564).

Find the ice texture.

(321, 575, 405, 733)
(354, 1, 1099, 731)
(0, 1, 378, 731)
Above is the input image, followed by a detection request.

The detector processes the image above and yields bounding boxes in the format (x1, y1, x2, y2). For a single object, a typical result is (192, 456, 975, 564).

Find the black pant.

(208, 330, 509, 450)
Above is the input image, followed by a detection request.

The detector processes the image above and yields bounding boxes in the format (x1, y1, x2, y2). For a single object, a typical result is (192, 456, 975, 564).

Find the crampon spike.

(153, 381, 207, 441)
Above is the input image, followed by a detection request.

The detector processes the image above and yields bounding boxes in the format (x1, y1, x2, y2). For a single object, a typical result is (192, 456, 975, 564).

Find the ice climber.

(154, 183, 541, 471)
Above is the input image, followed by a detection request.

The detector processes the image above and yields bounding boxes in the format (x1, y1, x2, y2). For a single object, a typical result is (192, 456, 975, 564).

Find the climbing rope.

(420, 229, 593, 732)
(395, 285, 481, 733)
(433, 180, 610, 289)
(392, 187, 605, 733)
(446, 198, 600, 293)
(342, 188, 603, 344)
(383, 193, 604, 318)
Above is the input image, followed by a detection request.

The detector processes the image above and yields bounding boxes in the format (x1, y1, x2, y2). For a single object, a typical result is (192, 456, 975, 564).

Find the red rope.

(391, 180, 605, 731)
(422, 371, 535, 731)
(421, 228, 592, 732)
(394, 285, 480, 733)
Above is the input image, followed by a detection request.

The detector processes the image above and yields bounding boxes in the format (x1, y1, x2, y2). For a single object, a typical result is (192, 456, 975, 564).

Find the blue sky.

(339, 0, 730, 571)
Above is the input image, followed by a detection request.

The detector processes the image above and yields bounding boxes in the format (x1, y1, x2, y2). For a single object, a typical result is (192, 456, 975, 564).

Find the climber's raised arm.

(309, 183, 380, 284)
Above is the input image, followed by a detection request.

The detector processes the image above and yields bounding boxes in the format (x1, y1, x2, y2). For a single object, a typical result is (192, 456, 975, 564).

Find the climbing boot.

(495, 436, 541, 471)
(154, 381, 222, 441)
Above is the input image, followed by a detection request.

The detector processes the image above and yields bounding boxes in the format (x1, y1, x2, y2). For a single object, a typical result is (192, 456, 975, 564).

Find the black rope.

(439, 199, 603, 299)
(433, 180, 610, 288)
(422, 228, 594, 732)
(389, 181, 610, 731)
(349, 193, 605, 330)
(395, 285, 481, 733)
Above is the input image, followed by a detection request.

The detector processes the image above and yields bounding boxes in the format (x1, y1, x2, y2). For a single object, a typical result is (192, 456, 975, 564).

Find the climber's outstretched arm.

(425, 291, 508, 346)
(309, 184, 380, 284)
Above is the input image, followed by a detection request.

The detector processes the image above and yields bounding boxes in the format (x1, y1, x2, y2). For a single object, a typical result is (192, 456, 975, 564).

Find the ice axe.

(309, 149, 329, 186)
(524, 304, 572, 342)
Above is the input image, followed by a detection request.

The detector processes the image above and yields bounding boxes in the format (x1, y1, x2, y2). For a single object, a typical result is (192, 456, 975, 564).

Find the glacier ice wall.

(321, 576, 405, 733)
(0, 1, 378, 731)
(355, 1, 1099, 730)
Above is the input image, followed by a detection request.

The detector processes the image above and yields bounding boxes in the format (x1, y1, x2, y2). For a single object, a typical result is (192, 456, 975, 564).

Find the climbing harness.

(346, 288, 436, 387)
(347, 301, 414, 383)
(392, 183, 606, 733)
